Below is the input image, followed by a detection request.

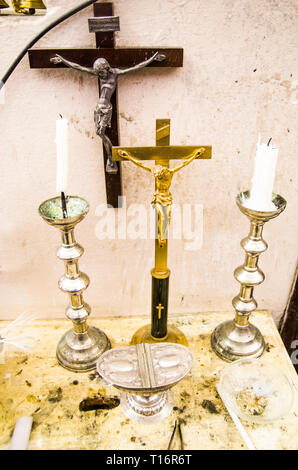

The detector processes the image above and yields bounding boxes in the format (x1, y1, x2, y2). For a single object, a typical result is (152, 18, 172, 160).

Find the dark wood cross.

(28, 2, 183, 207)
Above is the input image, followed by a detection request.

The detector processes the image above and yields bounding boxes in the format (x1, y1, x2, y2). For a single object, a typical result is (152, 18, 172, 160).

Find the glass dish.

(218, 357, 295, 423)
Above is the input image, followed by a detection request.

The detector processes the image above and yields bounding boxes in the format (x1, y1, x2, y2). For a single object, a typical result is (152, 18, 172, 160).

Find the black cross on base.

(28, 2, 183, 207)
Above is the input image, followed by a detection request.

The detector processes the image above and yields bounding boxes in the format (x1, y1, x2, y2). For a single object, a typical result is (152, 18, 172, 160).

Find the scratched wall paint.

(0, 0, 297, 322)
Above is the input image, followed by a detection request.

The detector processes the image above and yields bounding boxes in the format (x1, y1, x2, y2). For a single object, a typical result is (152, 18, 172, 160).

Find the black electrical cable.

(1, 0, 99, 86)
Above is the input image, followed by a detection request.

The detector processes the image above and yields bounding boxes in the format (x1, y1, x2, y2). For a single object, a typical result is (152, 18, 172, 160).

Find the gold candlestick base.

(130, 324, 188, 346)
(211, 191, 286, 362)
(39, 196, 111, 372)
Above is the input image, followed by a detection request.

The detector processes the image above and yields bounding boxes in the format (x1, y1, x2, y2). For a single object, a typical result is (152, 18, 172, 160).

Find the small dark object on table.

(201, 399, 219, 414)
(79, 394, 120, 411)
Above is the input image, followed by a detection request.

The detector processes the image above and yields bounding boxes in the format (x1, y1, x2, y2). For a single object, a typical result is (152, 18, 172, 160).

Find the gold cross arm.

(112, 118, 211, 164)
(112, 145, 212, 162)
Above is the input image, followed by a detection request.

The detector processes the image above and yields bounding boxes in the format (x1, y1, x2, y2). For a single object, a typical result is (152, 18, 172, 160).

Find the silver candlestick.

(97, 342, 193, 423)
(39, 196, 111, 372)
(211, 191, 286, 362)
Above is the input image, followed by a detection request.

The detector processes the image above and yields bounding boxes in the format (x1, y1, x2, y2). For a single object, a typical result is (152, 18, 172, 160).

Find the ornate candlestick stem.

(58, 223, 90, 336)
(211, 191, 286, 362)
(39, 196, 111, 372)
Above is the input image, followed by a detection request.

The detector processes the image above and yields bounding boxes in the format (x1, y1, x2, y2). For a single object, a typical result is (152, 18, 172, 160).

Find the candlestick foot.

(120, 390, 174, 424)
(211, 320, 265, 362)
(56, 326, 111, 372)
(130, 324, 188, 346)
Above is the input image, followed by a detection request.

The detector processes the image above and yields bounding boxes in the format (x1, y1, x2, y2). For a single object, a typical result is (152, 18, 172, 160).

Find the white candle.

(10, 416, 33, 450)
(247, 136, 278, 211)
(56, 118, 69, 194)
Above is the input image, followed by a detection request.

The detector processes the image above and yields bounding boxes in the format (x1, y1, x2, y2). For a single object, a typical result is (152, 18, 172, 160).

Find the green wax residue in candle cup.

(39, 196, 89, 221)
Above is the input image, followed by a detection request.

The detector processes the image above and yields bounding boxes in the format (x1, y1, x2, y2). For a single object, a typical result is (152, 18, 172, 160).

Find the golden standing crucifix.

(112, 119, 212, 345)
(117, 147, 205, 248)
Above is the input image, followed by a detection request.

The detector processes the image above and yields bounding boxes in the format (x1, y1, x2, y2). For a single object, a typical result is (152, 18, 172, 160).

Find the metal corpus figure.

(117, 148, 205, 246)
(50, 52, 166, 174)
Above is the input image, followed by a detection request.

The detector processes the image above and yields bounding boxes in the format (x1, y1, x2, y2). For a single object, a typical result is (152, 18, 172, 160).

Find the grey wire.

(1, 0, 98, 86)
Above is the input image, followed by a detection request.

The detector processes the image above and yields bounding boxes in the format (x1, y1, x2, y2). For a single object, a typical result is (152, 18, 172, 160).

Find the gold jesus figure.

(117, 148, 205, 247)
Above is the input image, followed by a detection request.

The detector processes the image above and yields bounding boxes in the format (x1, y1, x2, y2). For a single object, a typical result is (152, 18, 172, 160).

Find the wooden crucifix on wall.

(28, 2, 183, 207)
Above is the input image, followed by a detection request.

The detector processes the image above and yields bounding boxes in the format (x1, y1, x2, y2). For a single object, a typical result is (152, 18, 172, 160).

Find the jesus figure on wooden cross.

(50, 52, 166, 174)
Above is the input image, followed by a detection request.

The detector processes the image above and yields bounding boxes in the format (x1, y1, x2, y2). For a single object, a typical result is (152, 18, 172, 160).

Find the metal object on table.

(11, 0, 46, 14)
(167, 418, 184, 450)
(113, 119, 212, 346)
(211, 191, 287, 362)
(39, 196, 111, 372)
(0, 1, 9, 9)
(97, 342, 193, 424)
(20, 0, 46, 8)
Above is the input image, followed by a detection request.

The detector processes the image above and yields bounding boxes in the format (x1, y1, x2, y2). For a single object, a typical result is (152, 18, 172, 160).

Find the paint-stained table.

(0, 311, 297, 450)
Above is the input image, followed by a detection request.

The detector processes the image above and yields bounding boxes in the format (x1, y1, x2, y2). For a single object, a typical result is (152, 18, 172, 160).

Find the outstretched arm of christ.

(50, 54, 97, 76)
(171, 148, 206, 174)
(117, 150, 152, 173)
(115, 52, 166, 75)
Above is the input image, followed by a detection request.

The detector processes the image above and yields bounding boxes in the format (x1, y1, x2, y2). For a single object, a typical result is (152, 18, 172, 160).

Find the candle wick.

(59, 114, 63, 119)
(267, 137, 272, 146)
(61, 192, 68, 219)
